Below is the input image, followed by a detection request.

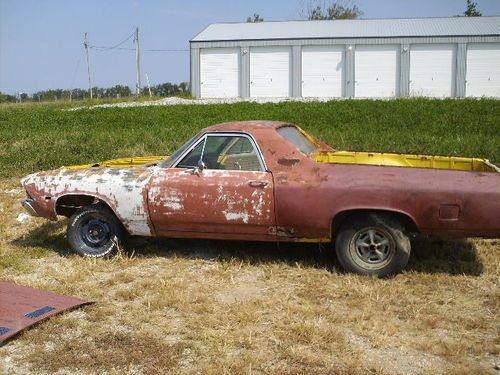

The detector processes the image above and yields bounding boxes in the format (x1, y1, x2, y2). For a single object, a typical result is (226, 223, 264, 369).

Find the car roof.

(202, 120, 293, 133)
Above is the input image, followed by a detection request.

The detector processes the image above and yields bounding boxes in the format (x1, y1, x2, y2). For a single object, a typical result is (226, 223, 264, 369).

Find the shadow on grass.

(11, 222, 484, 276)
(407, 237, 484, 276)
(9, 220, 73, 257)
(126, 236, 340, 271)
(125, 235, 484, 276)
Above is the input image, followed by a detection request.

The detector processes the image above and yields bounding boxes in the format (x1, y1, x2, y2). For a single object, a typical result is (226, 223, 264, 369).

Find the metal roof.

(192, 16, 500, 42)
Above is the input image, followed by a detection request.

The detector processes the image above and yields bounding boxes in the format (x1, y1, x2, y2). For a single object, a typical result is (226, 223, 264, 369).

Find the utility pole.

(146, 73, 152, 97)
(83, 32, 93, 99)
(135, 27, 141, 96)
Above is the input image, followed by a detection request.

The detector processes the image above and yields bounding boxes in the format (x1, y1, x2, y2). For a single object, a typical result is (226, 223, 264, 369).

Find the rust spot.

(277, 158, 300, 167)
(276, 226, 296, 237)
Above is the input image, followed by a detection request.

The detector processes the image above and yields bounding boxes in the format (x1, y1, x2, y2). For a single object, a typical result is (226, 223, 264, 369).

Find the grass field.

(0, 99, 499, 374)
(1, 98, 499, 177)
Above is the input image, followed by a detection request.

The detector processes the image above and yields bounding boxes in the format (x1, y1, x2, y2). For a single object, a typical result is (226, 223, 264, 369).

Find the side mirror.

(197, 159, 206, 171)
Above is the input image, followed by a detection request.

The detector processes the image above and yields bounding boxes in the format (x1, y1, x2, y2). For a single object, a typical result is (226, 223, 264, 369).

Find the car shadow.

(126, 236, 340, 271)
(11, 222, 484, 276)
(10, 220, 74, 257)
(406, 236, 484, 276)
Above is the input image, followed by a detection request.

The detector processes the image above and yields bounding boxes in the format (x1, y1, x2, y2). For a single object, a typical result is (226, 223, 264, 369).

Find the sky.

(1, 0, 499, 95)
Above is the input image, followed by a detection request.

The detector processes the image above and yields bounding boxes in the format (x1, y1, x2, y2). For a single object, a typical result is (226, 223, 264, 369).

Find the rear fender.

(331, 208, 419, 239)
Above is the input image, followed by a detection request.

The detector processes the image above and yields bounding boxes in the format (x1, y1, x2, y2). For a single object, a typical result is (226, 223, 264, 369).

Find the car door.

(147, 133, 276, 240)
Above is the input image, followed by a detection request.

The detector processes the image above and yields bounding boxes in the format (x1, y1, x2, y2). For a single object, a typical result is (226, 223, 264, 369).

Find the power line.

(89, 31, 135, 51)
(87, 29, 188, 52)
(69, 58, 81, 89)
(89, 47, 189, 52)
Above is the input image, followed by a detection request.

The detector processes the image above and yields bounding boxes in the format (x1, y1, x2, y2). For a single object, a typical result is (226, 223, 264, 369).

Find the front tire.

(67, 205, 124, 257)
(335, 213, 411, 277)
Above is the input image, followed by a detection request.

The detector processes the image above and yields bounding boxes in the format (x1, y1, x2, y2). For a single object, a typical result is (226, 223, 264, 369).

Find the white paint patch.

(224, 212, 250, 224)
(23, 167, 156, 236)
(148, 186, 186, 214)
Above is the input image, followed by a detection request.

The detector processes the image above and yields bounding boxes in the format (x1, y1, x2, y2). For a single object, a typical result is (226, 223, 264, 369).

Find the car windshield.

(276, 126, 319, 155)
(160, 133, 201, 168)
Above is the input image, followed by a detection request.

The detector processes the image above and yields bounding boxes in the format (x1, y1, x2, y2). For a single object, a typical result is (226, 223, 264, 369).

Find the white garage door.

(302, 46, 344, 97)
(410, 44, 456, 97)
(355, 45, 399, 98)
(466, 43, 500, 97)
(200, 48, 239, 98)
(250, 47, 290, 97)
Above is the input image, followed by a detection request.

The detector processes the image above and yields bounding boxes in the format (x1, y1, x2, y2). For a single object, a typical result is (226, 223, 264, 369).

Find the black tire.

(335, 213, 411, 277)
(67, 205, 124, 258)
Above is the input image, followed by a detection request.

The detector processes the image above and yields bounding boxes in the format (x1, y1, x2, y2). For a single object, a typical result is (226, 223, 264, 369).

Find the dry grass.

(0, 177, 499, 375)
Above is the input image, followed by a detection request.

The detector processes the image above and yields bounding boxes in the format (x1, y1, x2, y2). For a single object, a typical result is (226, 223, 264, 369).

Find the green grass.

(0, 98, 499, 177)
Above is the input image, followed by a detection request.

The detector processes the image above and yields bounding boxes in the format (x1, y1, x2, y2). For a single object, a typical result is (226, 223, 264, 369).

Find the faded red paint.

(0, 282, 90, 343)
(21, 121, 500, 241)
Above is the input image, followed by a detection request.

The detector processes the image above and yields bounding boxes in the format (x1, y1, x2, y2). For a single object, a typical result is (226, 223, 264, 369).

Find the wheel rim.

(81, 217, 111, 248)
(349, 227, 395, 270)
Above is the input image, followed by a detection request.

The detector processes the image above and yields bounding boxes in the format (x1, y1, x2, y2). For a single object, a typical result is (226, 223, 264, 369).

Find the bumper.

(21, 198, 40, 217)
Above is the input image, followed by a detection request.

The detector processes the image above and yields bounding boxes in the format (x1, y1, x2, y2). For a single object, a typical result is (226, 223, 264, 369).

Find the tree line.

(0, 82, 190, 103)
(246, 0, 482, 22)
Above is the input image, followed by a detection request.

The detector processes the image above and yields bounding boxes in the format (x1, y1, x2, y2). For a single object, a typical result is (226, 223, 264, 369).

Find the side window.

(176, 141, 204, 168)
(218, 137, 261, 171)
(176, 135, 263, 171)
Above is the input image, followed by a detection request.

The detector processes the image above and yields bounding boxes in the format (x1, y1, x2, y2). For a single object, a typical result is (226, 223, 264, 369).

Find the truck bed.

(313, 151, 500, 173)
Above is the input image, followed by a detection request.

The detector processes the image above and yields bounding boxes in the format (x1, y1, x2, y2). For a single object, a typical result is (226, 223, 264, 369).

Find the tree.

(246, 13, 264, 23)
(301, 0, 362, 20)
(463, 0, 482, 16)
(0, 92, 16, 103)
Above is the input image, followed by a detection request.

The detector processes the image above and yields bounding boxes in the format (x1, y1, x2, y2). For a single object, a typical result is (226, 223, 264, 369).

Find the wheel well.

(331, 209, 419, 239)
(55, 195, 104, 217)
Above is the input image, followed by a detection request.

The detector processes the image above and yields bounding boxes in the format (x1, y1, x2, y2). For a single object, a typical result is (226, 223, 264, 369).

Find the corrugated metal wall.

(190, 36, 500, 99)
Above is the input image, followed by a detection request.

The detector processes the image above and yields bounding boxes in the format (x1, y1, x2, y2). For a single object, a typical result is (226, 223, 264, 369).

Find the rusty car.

(21, 121, 500, 276)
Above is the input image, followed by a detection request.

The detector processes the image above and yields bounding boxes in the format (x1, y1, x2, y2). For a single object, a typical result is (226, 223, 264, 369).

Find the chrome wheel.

(349, 227, 395, 270)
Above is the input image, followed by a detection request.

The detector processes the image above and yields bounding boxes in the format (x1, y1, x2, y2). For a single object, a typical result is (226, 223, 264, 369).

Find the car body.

(21, 121, 500, 276)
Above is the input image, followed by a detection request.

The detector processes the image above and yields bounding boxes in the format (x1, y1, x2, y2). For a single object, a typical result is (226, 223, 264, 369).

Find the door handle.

(248, 180, 269, 188)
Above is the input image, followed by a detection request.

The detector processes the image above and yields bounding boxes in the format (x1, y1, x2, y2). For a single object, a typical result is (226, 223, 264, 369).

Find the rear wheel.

(67, 205, 124, 257)
(335, 213, 411, 277)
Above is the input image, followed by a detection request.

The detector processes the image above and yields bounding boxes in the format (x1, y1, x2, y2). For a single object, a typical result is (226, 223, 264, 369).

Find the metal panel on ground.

(409, 44, 456, 97)
(355, 45, 399, 98)
(0, 282, 91, 343)
(200, 48, 239, 98)
(302, 45, 344, 97)
(250, 47, 291, 97)
(466, 43, 500, 97)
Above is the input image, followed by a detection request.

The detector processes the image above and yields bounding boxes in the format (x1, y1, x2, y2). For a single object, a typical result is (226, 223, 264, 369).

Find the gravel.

(66, 96, 340, 111)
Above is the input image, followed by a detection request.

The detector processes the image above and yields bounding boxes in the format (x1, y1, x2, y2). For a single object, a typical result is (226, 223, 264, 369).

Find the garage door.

(200, 48, 239, 98)
(410, 44, 456, 97)
(250, 47, 290, 97)
(302, 46, 344, 97)
(466, 43, 500, 97)
(355, 45, 399, 98)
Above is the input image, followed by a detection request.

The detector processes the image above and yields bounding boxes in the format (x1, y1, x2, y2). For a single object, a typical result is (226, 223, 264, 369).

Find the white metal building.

(190, 16, 500, 99)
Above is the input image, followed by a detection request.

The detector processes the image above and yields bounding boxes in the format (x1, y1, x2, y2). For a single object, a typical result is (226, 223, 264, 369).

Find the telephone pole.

(83, 32, 93, 99)
(146, 73, 152, 97)
(135, 27, 141, 96)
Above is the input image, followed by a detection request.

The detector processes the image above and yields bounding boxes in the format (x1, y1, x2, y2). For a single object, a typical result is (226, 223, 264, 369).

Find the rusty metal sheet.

(0, 282, 91, 343)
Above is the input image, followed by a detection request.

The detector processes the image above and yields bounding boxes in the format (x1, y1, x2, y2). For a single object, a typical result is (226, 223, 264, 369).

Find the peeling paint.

(223, 212, 250, 223)
(23, 166, 155, 236)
